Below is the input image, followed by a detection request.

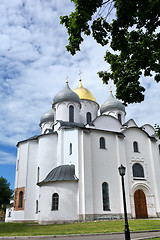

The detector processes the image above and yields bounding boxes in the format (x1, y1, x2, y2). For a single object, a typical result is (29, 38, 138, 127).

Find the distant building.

(0, 210, 5, 222)
(5, 79, 160, 223)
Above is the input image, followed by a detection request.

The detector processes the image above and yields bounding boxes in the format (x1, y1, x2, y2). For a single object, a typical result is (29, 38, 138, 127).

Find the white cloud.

(0, 150, 16, 165)
(0, 0, 160, 166)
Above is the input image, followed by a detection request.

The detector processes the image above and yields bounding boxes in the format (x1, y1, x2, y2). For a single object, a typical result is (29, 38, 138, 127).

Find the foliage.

(60, 0, 160, 104)
(0, 220, 160, 236)
(154, 124, 160, 139)
(0, 177, 13, 210)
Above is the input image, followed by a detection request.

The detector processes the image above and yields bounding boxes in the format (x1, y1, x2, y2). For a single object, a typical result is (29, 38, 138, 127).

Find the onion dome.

(73, 79, 96, 102)
(53, 81, 80, 105)
(40, 108, 54, 125)
(100, 91, 125, 114)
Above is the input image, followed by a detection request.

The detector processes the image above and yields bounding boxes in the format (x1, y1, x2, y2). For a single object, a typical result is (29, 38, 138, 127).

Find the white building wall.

(77, 130, 131, 220)
(102, 110, 125, 124)
(92, 115, 122, 132)
(124, 127, 158, 218)
(37, 133, 58, 183)
(38, 181, 78, 223)
(80, 100, 99, 124)
(78, 131, 94, 221)
(15, 142, 29, 189)
(89, 131, 127, 217)
(62, 129, 79, 178)
(148, 139, 160, 216)
(41, 122, 54, 134)
(54, 102, 80, 123)
(24, 141, 39, 221)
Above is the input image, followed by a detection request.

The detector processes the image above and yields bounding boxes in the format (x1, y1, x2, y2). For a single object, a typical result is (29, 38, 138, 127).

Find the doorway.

(134, 189, 148, 218)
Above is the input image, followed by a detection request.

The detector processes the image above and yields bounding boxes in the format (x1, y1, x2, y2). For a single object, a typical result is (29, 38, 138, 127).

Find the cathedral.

(5, 79, 160, 223)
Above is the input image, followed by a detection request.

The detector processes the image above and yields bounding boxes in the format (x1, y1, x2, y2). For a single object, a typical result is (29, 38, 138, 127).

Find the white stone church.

(6, 79, 160, 223)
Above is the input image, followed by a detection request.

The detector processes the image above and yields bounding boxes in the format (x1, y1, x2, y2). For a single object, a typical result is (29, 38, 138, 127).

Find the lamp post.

(118, 164, 131, 240)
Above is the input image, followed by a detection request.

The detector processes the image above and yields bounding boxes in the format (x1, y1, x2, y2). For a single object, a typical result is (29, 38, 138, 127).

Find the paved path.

(1, 231, 160, 240)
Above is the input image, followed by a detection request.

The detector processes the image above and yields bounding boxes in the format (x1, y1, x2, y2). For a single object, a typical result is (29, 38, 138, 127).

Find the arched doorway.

(134, 189, 148, 218)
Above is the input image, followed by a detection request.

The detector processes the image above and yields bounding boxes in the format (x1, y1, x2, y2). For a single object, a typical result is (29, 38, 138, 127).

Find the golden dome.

(73, 79, 96, 102)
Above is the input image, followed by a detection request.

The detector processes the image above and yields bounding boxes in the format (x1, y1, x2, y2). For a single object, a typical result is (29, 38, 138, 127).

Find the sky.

(0, 0, 160, 191)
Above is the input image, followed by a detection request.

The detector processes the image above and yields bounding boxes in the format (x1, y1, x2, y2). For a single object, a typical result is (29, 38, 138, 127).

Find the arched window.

(16, 160, 19, 171)
(69, 143, 72, 155)
(133, 141, 139, 152)
(118, 113, 122, 123)
(19, 191, 23, 208)
(86, 112, 92, 124)
(52, 193, 59, 211)
(36, 200, 38, 214)
(37, 167, 40, 183)
(69, 105, 74, 122)
(132, 163, 144, 178)
(102, 182, 110, 211)
(100, 137, 105, 149)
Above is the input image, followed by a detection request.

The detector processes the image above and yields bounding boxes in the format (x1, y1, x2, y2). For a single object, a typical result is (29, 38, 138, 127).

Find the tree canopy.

(0, 177, 13, 210)
(60, 0, 160, 104)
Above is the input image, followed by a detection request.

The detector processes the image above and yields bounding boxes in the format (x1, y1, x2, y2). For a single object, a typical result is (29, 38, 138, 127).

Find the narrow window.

(19, 191, 23, 208)
(100, 137, 105, 149)
(52, 193, 59, 211)
(86, 112, 92, 124)
(132, 163, 144, 178)
(69, 143, 72, 155)
(37, 167, 40, 183)
(69, 105, 74, 122)
(159, 144, 160, 155)
(102, 182, 110, 211)
(16, 160, 19, 171)
(118, 113, 122, 123)
(36, 200, 38, 214)
(133, 141, 139, 152)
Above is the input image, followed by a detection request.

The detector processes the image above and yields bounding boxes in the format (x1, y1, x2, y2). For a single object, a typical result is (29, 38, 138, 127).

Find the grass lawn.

(0, 219, 160, 237)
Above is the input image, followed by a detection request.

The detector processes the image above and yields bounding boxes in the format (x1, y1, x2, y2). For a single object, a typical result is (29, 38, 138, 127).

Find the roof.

(73, 79, 96, 102)
(57, 120, 85, 129)
(100, 92, 125, 114)
(38, 165, 78, 186)
(53, 82, 80, 105)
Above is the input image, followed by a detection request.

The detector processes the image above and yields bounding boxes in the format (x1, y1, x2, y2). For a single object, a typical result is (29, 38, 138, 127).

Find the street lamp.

(118, 164, 131, 240)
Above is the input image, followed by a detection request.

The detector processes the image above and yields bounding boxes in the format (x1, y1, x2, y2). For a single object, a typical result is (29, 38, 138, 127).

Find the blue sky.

(0, 0, 160, 191)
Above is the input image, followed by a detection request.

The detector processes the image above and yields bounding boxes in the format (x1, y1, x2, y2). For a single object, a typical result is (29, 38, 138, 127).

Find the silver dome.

(100, 92, 125, 114)
(40, 108, 54, 124)
(53, 82, 80, 105)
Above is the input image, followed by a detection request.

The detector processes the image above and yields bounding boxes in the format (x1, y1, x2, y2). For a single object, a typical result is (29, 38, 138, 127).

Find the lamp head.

(118, 164, 126, 176)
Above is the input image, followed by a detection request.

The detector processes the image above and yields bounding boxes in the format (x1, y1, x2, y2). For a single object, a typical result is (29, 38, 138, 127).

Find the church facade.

(5, 80, 160, 223)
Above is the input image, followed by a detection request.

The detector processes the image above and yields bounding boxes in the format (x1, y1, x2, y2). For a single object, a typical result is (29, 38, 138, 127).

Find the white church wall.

(24, 141, 39, 221)
(148, 139, 160, 216)
(81, 131, 128, 219)
(80, 100, 99, 124)
(38, 181, 78, 223)
(62, 129, 79, 177)
(15, 142, 29, 189)
(37, 133, 58, 183)
(124, 119, 137, 128)
(78, 131, 94, 221)
(102, 110, 125, 124)
(115, 135, 132, 216)
(92, 115, 122, 132)
(41, 122, 54, 134)
(9, 210, 25, 221)
(142, 124, 156, 136)
(54, 102, 80, 123)
(124, 127, 158, 218)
